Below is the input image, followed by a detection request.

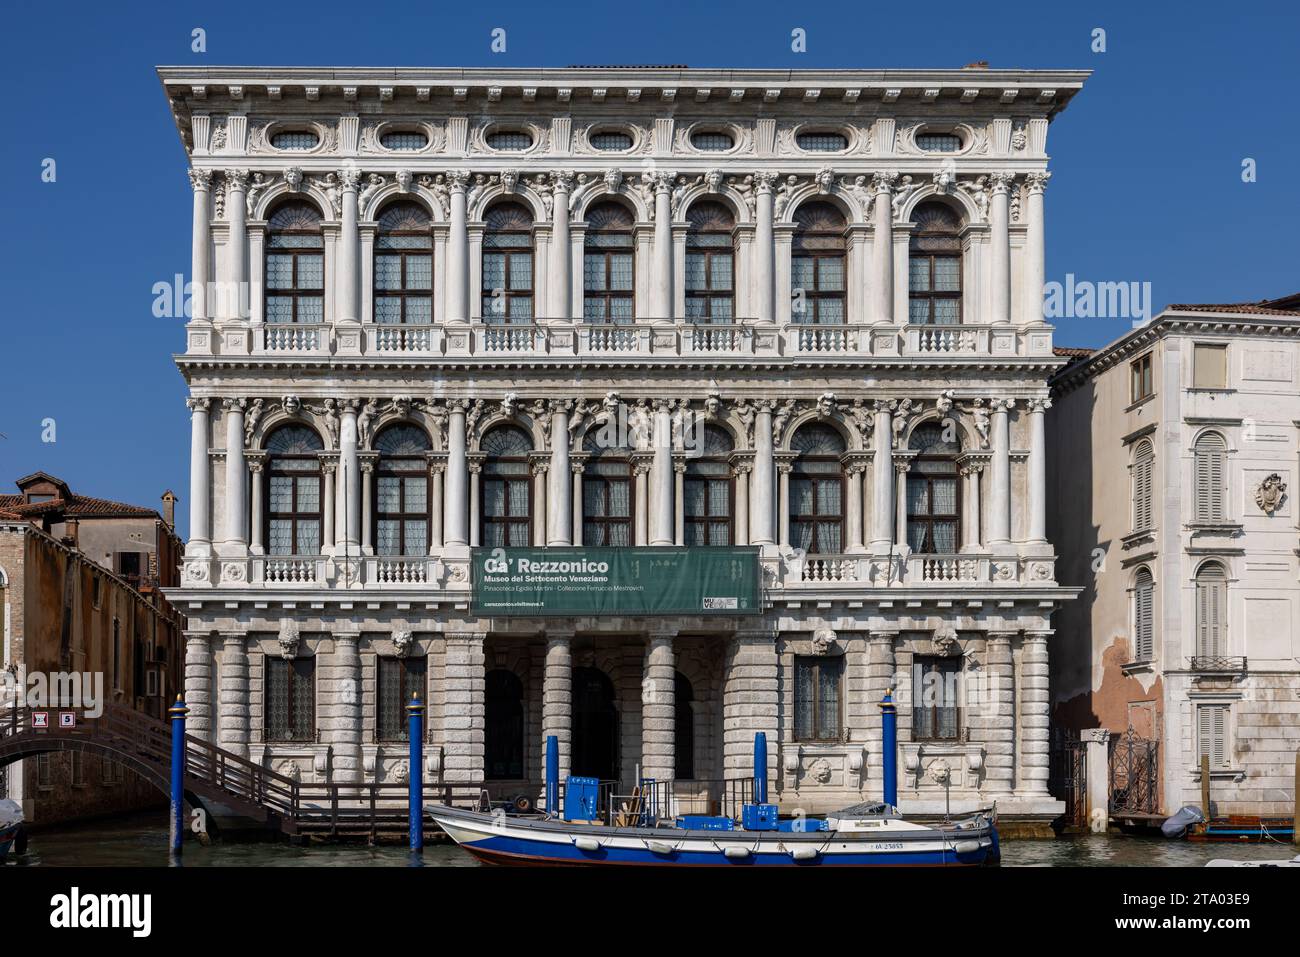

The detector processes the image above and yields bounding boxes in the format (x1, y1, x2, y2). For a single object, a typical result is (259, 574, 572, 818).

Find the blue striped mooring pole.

(545, 734, 559, 815)
(168, 694, 188, 857)
(408, 693, 425, 853)
(880, 688, 898, 808)
(753, 732, 768, 804)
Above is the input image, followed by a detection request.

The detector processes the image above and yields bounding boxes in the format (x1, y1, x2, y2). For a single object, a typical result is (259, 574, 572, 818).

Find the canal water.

(5, 810, 1297, 867)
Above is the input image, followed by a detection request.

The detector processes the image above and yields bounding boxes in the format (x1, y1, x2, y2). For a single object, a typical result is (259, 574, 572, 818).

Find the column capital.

(337, 167, 361, 191)
(1025, 170, 1052, 194)
(868, 630, 899, 644)
(444, 631, 485, 643)
(183, 627, 217, 642)
(985, 631, 1017, 645)
(222, 397, 246, 413)
(774, 450, 799, 474)
(753, 171, 778, 192)
(317, 451, 339, 474)
(892, 450, 918, 474)
(223, 168, 250, 191)
(245, 450, 267, 472)
(550, 170, 575, 193)
(1027, 396, 1052, 414)
(187, 396, 212, 413)
(956, 450, 992, 474)
(358, 451, 379, 473)
(871, 170, 900, 195)
(189, 167, 214, 191)
(446, 169, 472, 191)
(528, 452, 550, 476)
(990, 397, 1017, 413)
(570, 451, 590, 474)
(425, 451, 448, 474)
(989, 171, 1017, 194)
(467, 451, 487, 474)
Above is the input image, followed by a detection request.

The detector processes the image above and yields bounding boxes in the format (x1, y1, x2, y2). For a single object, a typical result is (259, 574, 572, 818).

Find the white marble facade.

(161, 66, 1085, 819)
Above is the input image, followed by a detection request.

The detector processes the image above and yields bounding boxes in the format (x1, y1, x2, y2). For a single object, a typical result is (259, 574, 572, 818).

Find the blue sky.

(1, 0, 1297, 537)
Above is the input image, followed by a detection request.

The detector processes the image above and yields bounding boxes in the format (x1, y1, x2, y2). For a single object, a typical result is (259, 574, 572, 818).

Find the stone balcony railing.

(206, 319, 1055, 361)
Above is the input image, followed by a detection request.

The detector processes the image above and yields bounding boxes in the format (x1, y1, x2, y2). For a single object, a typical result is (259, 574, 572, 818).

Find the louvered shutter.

(1194, 433, 1227, 522)
(1133, 441, 1154, 531)
(1195, 563, 1226, 658)
(1199, 705, 1228, 769)
(1134, 570, 1154, 660)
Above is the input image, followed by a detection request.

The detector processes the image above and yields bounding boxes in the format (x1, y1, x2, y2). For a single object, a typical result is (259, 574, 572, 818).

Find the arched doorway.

(485, 669, 525, 780)
(571, 666, 619, 781)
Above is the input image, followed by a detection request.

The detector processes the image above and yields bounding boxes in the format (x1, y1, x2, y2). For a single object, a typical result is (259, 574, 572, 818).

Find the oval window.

(590, 131, 634, 151)
(796, 131, 848, 152)
(487, 130, 533, 151)
(917, 132, 963, 153)
(691, 131, 734, 152)
(271, 130, 320, 151)
(380, 130, 429, 151)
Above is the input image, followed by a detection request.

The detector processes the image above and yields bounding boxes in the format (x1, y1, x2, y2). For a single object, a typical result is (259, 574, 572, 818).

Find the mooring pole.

(169, 694, 188, 857)
(1200, 753, 1211, 821)
(1292, 748, 1299, 848)
(545, 734, 559, 815)
(408, 692, 425, 853)
(880, 689, 898, 809)
(753, 732, 768, 805)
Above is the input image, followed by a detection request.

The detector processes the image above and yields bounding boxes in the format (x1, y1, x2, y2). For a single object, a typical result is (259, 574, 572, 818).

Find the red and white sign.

(31, 711, 49, 729)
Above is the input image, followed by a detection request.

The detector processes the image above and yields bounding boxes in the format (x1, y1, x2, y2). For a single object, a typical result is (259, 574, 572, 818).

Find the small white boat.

(0, 799, 24, 860)
(1205, 855, 1300, 868)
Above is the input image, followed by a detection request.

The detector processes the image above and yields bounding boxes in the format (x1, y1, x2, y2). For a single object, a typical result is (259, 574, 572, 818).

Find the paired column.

(442, 633, 486, 784)
(337, 169, 360, 323)
(549, 172, 573, 319)
(217, 633, 249, 761)
(750, 403, 776, 546)
(652, 173, 674, 321)
(651, 401, 674, 545)
(223, 169, 248, 322)
(189, 168, 212, 324)
(871, 172, 896, 323)
(989, 173, 1014, 325)
(1024, 172, 1050, 324)
(548, 403, 572, 545)
(444, 402, 469, 549)
(324, 633, 363, 783)
(1019, 633, 1052, 796)
(187, 398, 212, 556)
(1026, 398, 1050, 544)
(641, 630, 676, 782)
(988, 399, 1013, 547)
(542, 633, 573, 786)
(984, 633, 1016, 795)
(221, 399, 247, 554)
(753, 173, 776, 323)
(446, 171, 470, 323)
(184, 631, 214, 742)
(870, 402, 894, 551)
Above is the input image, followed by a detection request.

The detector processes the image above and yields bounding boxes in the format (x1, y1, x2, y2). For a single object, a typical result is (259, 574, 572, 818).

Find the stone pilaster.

(218, 632, 250, 761)
(641, 629, 676, 781)
(321, 631, 363, 783)
(184, 630, 214, 742)
(220, 398, 247, 556)
(723, 630, 779, 781)
(443, 633, 485, 784)
(865, 632, 897, 791)
(989, 171, 1014, 325)
(1018, 632, 1051, 796)
(984, 633, 1016, 795)
(186, 397, 212, 557)
(541, 632, 573, 784)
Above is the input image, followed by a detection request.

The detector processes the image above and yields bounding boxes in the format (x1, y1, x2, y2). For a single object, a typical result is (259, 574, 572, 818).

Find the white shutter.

(1134, 570, 1154, 660)
(1193, 433, 1227, 523)
(1198, 704, 1229, 769)
(1195, 563, 1226, 658)
(1133, 441, 1154, 531)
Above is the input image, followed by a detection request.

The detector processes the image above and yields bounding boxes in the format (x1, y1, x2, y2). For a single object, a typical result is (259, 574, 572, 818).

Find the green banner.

(470, 546, 761, 617)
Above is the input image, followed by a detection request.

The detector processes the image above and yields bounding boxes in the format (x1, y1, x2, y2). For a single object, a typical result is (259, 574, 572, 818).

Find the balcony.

(1187, 655, 1247, 675)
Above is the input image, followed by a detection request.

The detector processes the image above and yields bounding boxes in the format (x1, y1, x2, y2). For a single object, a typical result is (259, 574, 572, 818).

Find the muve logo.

(49, 887, 151, 938)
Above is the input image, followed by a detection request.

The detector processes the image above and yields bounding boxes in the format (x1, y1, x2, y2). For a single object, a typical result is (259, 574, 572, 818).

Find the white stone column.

(1083, 729, 1112, 833)
(1019, 632, 1051, 797)
(324, 632, 363, 783)
(642, 630, 676, 782)
(753, 173, 776, 323)
(570, 457, 587, 546)
(985, 633, 1016, 795)
(549, 172, 572, 320)
(184, 630, 214, 742)
(446, 171, 470, 323)
(445, 402, 469, 548)
(189, 168, 213, 324)
(223, 169, 249, 322)
(218, 632, 249, 761)
(652, 400, 674, 545)
(548, 403, 572, 545)
(247, 452, 265, 555)
(723, 631, 779, 781)
(988, 399, 1013, 547)
(337, 169, 360, 323)
(359, 454, 376, 554)
(844, 457, 865, 552)
(222, 399, 247, 553)
(338, 402, 360, 550)
(428, 457, 445, 552)
(530, 457, 548, 547)
(871, 172, 896, 324)
(542, 633, 573, 784)
(870, 402, 894, 551)
(776, 457, 793, 549)
(732, 458, 751, 546)
(320, 456, 337, 553)
(1024, 172, 1050, 325)
(1026, 398, 1050, 545)
(469, 455, 485, 548)
(653, 172, 674, 322)
(187, 397, 212, 556)
(751, 403, 776, 546)
(958, 456, 985, 552)
(443, 633, 486, 785)
(633, 454, 651, 546)
(894, 456, 911, 547)
(865, 632, 897, 794)
(673, 457, 686, 546)
(989, 172, 1014, 326)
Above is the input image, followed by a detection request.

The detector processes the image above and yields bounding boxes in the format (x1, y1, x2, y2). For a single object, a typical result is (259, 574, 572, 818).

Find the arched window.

(685, 201, 735, 323)
(1193, 432, 1227, 522)
(674, 672, 695, 780)
(582, 431, 632, 546)
(1132, 439, 1154, 532)
(789, 423, 846, 553)
(481, 426, 533, 546)
(1133, 567, 1155, 661)
(684, 425, 735, 545)
(266, 202, 325, 323)
(791, 202, 846, 324)
(583, 202, 635, 323)
(1195, 562, 1227, 658)
(485, 669, 525, 780)
(266, 425, 324, 555)
(374, 425, 431, 556)
(374, 202, 432, 324)
(482, 202, 534, 323)
(906, 423, 961, 553)
(909, 202, 963, 325)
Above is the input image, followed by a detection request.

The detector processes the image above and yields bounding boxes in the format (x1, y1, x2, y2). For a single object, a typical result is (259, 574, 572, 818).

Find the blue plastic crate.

(742, 803, 779, 831)
(678, 815, 735, 831)
(563, 776, 600, 821)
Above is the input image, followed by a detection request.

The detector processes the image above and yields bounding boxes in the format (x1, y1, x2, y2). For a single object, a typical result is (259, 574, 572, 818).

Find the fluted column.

(1018, 633, 1052, 796)
(753, 173, 776, 323)
(651, 400, 674, 545)
(871, 172, 896, 324)
(548, 402, 572, 545)
(221, 399, 247, 553)
(751, 402, 776, 546)
(189, 168, 213, 324)
(184, 631, 214, 742)
(988, 399, 1013, 546)
(247, 452, 265, 555)
(324, 632, 363, 783)
(217, 632, 249, 761)
(653, 172, 674, 322)
(443, 633, 486, 784)
(989, 172, 1014, 325)
(444, 402, 469, 548)
(985, 633, 1016, 795)
(337, 168, 360, 323)
(1026, 398, 1049, 544)
(549, 172, 573, 320)
(870, 401, 893, 551)
(1024, 172, 1050, 325)
(446, 171, 470, 322)
(642, 630, 676, 781)
(223, 169, 248, 322)
(542, 633, 573, 785)
(187, 397, 212, 556)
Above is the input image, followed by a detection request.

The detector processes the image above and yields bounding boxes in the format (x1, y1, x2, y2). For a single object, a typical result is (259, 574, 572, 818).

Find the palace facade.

(160, 65, 1086, 821)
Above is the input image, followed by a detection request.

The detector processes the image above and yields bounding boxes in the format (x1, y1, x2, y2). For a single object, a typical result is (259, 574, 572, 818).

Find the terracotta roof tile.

(1166, 298, 1300, 317)
(1053, 346, 1094, 358)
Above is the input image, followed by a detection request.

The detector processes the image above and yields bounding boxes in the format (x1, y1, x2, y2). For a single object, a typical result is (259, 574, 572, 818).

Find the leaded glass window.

(482, 203, 534, 323)
(796, 132, 848, 152)
(788, 423, 846, 553)
(377, 656, 427, 742)
(791, 203, 846, 325)
(909, 202, 963, 325)
(265, 656, 315, 742)
(906, 423, 960, 554)
(266, 202, 325, 323)
(590, 131, 633, 151)
(684, 425, 734, 545)
(266, 425, 324, 555)
(582, 431, 632, 546)
(691, 131, 734, 152)
(271, 130, 319, 151)
(481, 426, 532, 547)
(380, 130, 428, 151)
(685, 202, 735, 323)
(917, 132, 962, 153)
(374, 425, 431, 556)
(795, 655, 844, 741)
(912, 655, 960, 740)
(375, 202, 432, 324)
(487, 130, 532, 151)
(583, 203, 635, 323)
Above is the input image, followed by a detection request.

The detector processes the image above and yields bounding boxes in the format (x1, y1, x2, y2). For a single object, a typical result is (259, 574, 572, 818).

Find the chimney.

(62, 516, 80, 549)
(161, 490, 177, 531)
